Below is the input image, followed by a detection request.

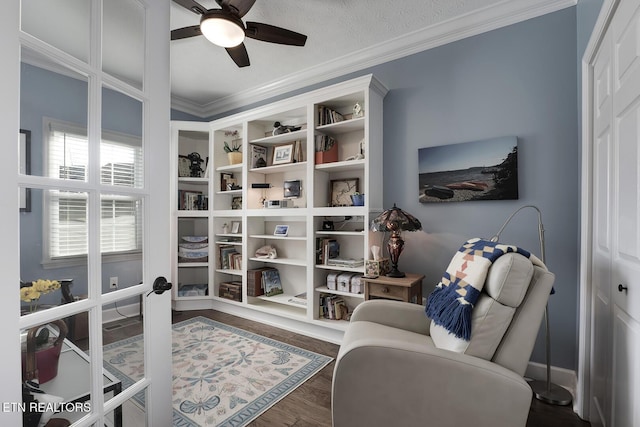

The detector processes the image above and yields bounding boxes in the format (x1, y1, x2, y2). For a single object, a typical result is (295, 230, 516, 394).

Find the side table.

(363, 273, 424, 304)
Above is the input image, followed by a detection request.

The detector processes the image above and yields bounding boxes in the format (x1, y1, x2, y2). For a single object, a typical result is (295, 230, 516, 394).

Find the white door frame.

(0, 1, 172, 425)
(578, 0, 620, 420)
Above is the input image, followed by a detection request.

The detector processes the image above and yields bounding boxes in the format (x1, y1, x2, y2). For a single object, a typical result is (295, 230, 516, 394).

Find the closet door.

(610, 0, 640, 425)
(590, 24, 613, 427)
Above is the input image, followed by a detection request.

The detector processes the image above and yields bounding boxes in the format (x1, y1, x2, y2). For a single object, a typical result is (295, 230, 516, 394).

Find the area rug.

(102, 316, 333, 426)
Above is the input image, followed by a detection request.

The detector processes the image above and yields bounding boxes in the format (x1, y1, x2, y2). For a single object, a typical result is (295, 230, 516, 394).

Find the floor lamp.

(490, 205, 572, 406)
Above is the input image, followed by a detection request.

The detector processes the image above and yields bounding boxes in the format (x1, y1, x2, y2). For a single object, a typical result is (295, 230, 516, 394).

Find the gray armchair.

(332, 252, 555, 427)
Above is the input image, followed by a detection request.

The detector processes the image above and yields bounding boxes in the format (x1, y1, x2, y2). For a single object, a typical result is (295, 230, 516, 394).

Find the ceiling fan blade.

(172, 0, 208, 15)
(171, 25, 203, 41)
(245, 22, 307, 46)
(216, 0, 256, 17)
(226, 43, 250, 67)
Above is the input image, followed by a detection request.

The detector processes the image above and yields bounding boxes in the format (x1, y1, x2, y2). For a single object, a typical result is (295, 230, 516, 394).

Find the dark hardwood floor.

(97, 309, 590, 427)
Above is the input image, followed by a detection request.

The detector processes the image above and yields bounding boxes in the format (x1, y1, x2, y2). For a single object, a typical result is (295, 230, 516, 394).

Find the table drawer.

(368, 282, 405, 300)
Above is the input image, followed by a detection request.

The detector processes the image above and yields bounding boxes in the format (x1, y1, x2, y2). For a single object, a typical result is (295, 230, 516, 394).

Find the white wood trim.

(145, 0, 174, 425)
(1, 0, 22, 416)
(171, 0, 576, 118)
(578, 0, 618, 420)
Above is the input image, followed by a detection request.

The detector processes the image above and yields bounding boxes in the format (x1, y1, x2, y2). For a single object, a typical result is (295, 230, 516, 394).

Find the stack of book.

(178, 190, 207, 210)
(315, 238, 340, 265)
(326, 258, 364, 268)
(218, 245, 241, 270)
(247, 267, 272, 296)
(317, 105, 344, 125)
(319, 293, 349, 320)
(314, 135, 336, 152)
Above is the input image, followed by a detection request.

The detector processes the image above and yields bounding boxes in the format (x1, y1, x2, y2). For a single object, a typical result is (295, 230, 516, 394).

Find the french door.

(1, 1, 172, 425)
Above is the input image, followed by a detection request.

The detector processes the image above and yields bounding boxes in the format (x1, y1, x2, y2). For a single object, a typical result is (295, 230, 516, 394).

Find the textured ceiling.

(170, 0, 574, 116)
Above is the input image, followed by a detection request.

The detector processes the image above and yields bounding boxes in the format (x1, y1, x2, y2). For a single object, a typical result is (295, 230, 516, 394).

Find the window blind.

(46, 120, 143, 259)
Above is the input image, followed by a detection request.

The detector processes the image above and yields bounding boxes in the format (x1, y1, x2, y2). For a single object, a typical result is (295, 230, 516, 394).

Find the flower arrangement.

(20, 279, 61, 313)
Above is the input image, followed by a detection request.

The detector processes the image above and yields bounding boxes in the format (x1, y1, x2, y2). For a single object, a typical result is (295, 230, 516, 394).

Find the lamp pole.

(491, 205, 572, 406)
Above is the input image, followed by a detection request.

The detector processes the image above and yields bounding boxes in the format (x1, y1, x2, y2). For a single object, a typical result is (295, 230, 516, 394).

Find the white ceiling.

(170, 0, 575, 117)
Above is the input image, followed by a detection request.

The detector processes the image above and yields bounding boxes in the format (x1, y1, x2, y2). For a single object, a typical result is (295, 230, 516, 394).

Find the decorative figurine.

(272, 121, 301, 135)
(187, 152, 204, 177)
(353, 102, 364, 118)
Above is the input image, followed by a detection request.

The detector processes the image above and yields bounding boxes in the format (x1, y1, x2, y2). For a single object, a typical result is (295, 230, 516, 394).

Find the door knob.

(618, 284, 628, 293)
(149, 276, 172, 295)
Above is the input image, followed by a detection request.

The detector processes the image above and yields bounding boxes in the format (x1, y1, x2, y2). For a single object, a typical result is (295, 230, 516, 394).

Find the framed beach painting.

(418, 136, 518, 203)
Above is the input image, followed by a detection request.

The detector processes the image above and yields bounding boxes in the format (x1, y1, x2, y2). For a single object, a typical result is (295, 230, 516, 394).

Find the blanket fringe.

(426, 287, 473, 340)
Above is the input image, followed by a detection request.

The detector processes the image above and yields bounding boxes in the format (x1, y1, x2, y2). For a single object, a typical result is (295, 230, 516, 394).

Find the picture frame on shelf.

(273, 225, 289, 237)
(231, 221, 241, 234)
(283, 180, 301, 199)
(178, 155, 191, 177)
(330, 178, 359, 207)
(250, 144, 268, 169)
(272, 143, 294, 165)
(231, 196, 242, 210)
(220, 172, 233, 191)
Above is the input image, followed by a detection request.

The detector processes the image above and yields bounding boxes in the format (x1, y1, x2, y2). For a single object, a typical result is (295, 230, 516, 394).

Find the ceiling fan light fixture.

(200, 10, 245, 48)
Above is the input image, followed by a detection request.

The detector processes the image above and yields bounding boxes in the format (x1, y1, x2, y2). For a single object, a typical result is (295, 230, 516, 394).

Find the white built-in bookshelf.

(170, 75, 387, 343)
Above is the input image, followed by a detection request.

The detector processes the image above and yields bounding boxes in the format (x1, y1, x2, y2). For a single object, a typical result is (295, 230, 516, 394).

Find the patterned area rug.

(103, 316, 333, 426)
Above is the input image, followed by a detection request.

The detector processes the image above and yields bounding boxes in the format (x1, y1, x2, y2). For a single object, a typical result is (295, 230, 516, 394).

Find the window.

(45, 119, 143, 262)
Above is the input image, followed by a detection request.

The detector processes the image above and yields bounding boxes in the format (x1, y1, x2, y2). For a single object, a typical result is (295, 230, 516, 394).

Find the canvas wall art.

(418, 136, 518, 203)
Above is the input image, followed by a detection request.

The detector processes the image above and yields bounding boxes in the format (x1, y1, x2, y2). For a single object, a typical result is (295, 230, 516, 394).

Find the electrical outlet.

(110, 276, 118, 290)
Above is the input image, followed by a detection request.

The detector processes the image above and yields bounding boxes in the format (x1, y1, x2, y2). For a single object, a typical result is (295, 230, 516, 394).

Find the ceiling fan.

(171, 0, 307, 68)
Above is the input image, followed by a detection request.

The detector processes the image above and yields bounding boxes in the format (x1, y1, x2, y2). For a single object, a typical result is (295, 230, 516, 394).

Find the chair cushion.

(430, 253, 534, 359)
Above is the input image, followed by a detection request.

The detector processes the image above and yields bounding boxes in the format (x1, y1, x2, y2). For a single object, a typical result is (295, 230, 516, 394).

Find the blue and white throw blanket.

(425, 237, 546, 341)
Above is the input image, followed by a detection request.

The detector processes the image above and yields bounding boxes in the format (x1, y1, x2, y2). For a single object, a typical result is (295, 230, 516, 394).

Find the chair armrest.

(350, 299, 430, 335)
(333, 338, 532, 427)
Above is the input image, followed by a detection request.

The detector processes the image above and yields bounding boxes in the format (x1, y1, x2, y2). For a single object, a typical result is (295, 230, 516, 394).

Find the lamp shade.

(200, 10, 245, 48)
(370, 204, 422, 278)
(371, 204, 422, 233)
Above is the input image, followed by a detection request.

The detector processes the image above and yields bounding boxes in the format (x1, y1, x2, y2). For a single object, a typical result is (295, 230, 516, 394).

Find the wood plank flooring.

(98, 309, 591, 427)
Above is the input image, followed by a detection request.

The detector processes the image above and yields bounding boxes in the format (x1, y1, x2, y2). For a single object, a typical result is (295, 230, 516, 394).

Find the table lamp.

(371, 204, 422, 277)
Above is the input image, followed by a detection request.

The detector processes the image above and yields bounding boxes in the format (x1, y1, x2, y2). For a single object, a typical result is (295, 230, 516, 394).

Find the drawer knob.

(618, 284, 628, 293)
(382, 287, 389, 293)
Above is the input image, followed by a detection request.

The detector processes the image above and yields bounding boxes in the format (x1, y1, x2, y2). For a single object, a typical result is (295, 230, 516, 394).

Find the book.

(218, 245, 238, 269)
(262, 269, 283, 297)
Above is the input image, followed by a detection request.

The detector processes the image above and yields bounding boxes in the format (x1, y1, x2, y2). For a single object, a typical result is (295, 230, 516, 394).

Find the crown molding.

(171, 0, 576, 118)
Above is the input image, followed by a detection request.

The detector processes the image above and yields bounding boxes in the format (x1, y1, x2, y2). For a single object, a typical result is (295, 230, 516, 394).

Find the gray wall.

(376, 7, 579, 369)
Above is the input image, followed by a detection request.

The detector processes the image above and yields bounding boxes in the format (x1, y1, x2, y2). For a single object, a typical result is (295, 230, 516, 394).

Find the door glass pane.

(103, 0, 144, 90)
(103, 307, 144, 399)
(107, 390, 147, 426)
(20, 47, 89, 180)
(21, 188, 89, 316)
(20, 0, 90, 63)
(102, 86, 143, 189)
(100, 194, 143, 295)
(20, 312, 93, 424)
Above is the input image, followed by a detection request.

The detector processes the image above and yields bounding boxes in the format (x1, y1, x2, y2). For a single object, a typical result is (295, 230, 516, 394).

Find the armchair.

(332, 252, 555, 427)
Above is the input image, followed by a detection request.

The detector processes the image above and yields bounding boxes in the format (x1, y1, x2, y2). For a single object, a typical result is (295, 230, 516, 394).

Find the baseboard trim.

(525, 361, 578, 411)
(102, 302, 140, 325)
